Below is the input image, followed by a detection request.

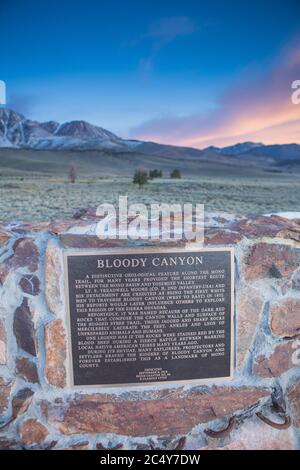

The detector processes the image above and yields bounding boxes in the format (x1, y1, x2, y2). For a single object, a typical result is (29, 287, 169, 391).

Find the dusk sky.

(1, 0, 300, 147)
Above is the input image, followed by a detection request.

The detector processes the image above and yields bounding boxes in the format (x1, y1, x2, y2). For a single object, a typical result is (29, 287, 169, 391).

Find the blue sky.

(1, 0, 300, 146)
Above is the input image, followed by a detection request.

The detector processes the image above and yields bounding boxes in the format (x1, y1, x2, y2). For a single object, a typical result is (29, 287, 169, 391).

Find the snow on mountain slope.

(40, 121, 60, 134)
(0, 108, 29, 147)
(245, 144, 300, 161)
(0, 109, 126, 150)
(56, 120, 118, 140)
(1, 109, 300, 164)
(207, 142, 265, 155)
(124, 139, 143, 149)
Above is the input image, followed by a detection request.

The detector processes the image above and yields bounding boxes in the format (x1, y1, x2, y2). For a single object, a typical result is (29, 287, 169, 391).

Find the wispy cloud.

(130, 42, 300, 147)
(8, 93, 38, 117)
(131, 16, 197, 73)
(144, 16, 197, 43)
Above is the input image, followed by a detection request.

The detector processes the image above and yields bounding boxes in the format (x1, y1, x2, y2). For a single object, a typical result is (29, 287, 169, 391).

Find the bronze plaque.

(65, 247, 234, 387)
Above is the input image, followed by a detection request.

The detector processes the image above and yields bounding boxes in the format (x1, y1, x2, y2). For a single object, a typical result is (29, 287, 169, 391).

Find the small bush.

(170, 169, 181, 179)
(133, 169, 148, 188)
(149, 169, 163, 179)
(68, 164, 77, 183)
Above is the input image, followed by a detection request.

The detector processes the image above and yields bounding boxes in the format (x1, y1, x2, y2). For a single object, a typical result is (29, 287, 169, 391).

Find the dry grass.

(1, 174, 299, 222)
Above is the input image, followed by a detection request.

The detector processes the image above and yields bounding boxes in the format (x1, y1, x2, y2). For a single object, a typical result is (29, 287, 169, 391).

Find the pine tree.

(133, 169, 148, 188)
(170, 169, 181, 179)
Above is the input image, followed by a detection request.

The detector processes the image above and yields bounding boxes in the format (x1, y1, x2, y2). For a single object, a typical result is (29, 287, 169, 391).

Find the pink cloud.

(130, 43, 300, 147)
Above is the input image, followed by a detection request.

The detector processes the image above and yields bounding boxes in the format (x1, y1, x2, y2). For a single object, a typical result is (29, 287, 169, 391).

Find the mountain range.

(0, 108, 128, 150)
(1, 108, 300, 166)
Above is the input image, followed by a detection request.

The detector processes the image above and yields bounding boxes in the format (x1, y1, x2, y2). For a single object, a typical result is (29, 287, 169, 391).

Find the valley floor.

(1, 174, 300, 222)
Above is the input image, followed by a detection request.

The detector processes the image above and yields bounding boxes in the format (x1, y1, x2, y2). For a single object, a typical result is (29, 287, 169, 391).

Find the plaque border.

(64, 246, 235, 389)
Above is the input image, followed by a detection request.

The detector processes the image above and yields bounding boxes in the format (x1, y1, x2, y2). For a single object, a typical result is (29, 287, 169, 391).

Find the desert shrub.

(133, 169, 148, 188)
(170, 169, 181, 179)
(68, 164, 77, 183)
(149, 169, 163, 179)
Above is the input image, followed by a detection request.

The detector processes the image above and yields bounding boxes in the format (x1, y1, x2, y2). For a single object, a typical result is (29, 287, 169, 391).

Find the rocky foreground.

(0, 210, 299, 449)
